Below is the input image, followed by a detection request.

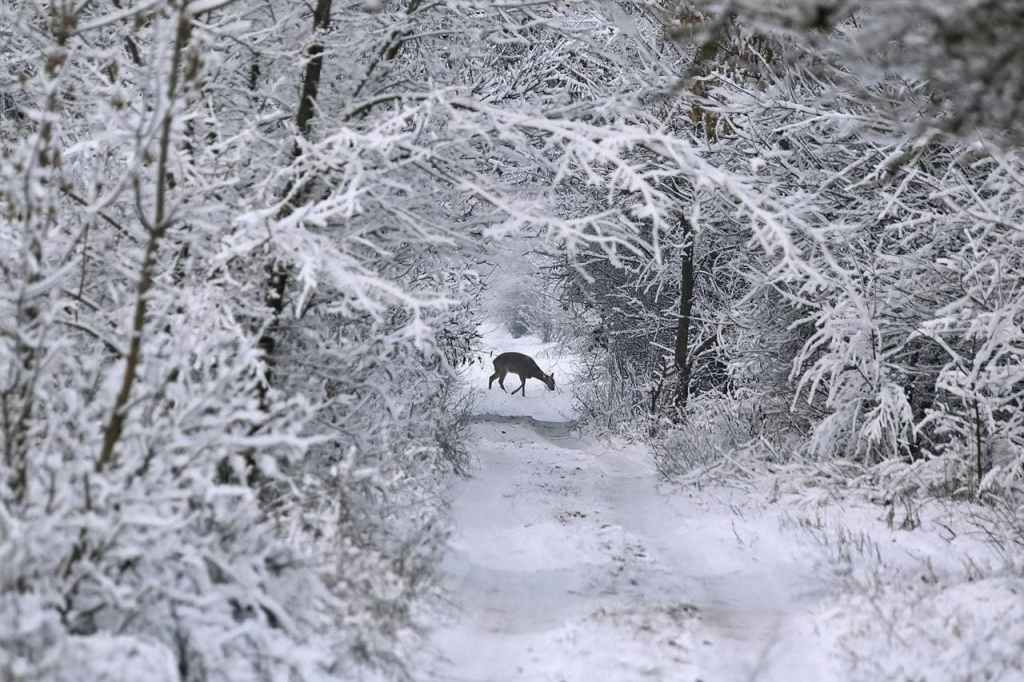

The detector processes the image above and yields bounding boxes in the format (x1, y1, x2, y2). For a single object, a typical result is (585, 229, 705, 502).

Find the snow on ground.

(420, 326, 840, 681)
(419, 324, 1022, 682)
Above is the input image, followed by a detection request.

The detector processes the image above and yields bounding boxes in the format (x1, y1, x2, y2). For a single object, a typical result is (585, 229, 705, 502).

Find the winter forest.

(2, 0, 1023, 680)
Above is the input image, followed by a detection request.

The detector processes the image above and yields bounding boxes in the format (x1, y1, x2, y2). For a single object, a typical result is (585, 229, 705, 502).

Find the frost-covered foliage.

(652, 392, 757, 478)
(530, 6, 1024, 518)
(644, 16, 1024, 499)
(548, 37, 754, 425)
(0, 3, 349, 677)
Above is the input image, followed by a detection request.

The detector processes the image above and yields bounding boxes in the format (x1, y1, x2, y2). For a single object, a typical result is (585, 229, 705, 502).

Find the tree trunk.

(234, 0, 333, 487)
(256, 0, 333, 398)
(673, 219, 695, 414)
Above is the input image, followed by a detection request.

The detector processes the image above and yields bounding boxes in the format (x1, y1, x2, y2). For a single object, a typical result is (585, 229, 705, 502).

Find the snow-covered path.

(422, 332, 838, 681)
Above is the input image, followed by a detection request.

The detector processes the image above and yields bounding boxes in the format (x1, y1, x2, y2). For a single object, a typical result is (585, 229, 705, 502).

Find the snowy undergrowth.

(834, 573, 1023, 682)
(775, 481, 1024, 682)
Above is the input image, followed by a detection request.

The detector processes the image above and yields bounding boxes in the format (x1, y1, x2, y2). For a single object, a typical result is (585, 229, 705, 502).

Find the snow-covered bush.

(652, 391, 779, 480)
(572, 352, 648, 436)
(834, 574, 1024, 682)
(0, 2, 371, 676)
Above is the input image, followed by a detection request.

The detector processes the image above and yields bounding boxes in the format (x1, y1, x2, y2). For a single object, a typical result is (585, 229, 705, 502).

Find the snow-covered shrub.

(834, 575, 1024, 682)
(0, 303, 347, 680)
(0, 1, 473, 676)
(572, 353, 649, 436)
(652, 392, 765, 479)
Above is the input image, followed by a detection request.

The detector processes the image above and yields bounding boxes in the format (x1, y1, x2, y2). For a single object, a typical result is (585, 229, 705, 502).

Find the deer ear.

(550, 372, 555, 379)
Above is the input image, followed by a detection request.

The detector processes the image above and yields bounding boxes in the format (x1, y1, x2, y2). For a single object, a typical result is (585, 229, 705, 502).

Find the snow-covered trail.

(421, 331, 838, 681)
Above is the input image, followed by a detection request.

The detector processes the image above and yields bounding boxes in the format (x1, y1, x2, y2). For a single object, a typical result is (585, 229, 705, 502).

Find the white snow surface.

(421, 327, 840, 681)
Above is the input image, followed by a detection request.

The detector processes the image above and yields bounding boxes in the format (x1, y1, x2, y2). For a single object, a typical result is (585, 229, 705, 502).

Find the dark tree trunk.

(673, 219, 695, 414)
(292, 0, 333, 145)
(232, 0, 333, 487)
(256, 0, 333, 398)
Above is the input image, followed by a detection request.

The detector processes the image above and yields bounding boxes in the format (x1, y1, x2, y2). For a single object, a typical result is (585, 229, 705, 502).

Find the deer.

(488, 352, 555, 397)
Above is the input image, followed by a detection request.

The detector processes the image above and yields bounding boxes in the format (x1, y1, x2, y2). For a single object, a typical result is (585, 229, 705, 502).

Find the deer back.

(494, 351, 544, 378)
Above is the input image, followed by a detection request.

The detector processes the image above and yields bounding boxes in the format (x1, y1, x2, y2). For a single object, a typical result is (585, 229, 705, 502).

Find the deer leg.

(497, 371, 507, 392)
(488, 372, 498, 390)
(511, 375, 526, 397)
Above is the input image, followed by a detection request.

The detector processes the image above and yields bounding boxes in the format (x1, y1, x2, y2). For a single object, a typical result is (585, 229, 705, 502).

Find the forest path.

(420, 330, 838, 682)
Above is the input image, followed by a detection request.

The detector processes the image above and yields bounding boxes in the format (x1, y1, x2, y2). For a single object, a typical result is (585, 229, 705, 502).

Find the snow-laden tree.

(0, 2, 352, 678)
(542, 5, 1024, 498)
(546, 7, 778, 429)
(675, 15, 1024, 496)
